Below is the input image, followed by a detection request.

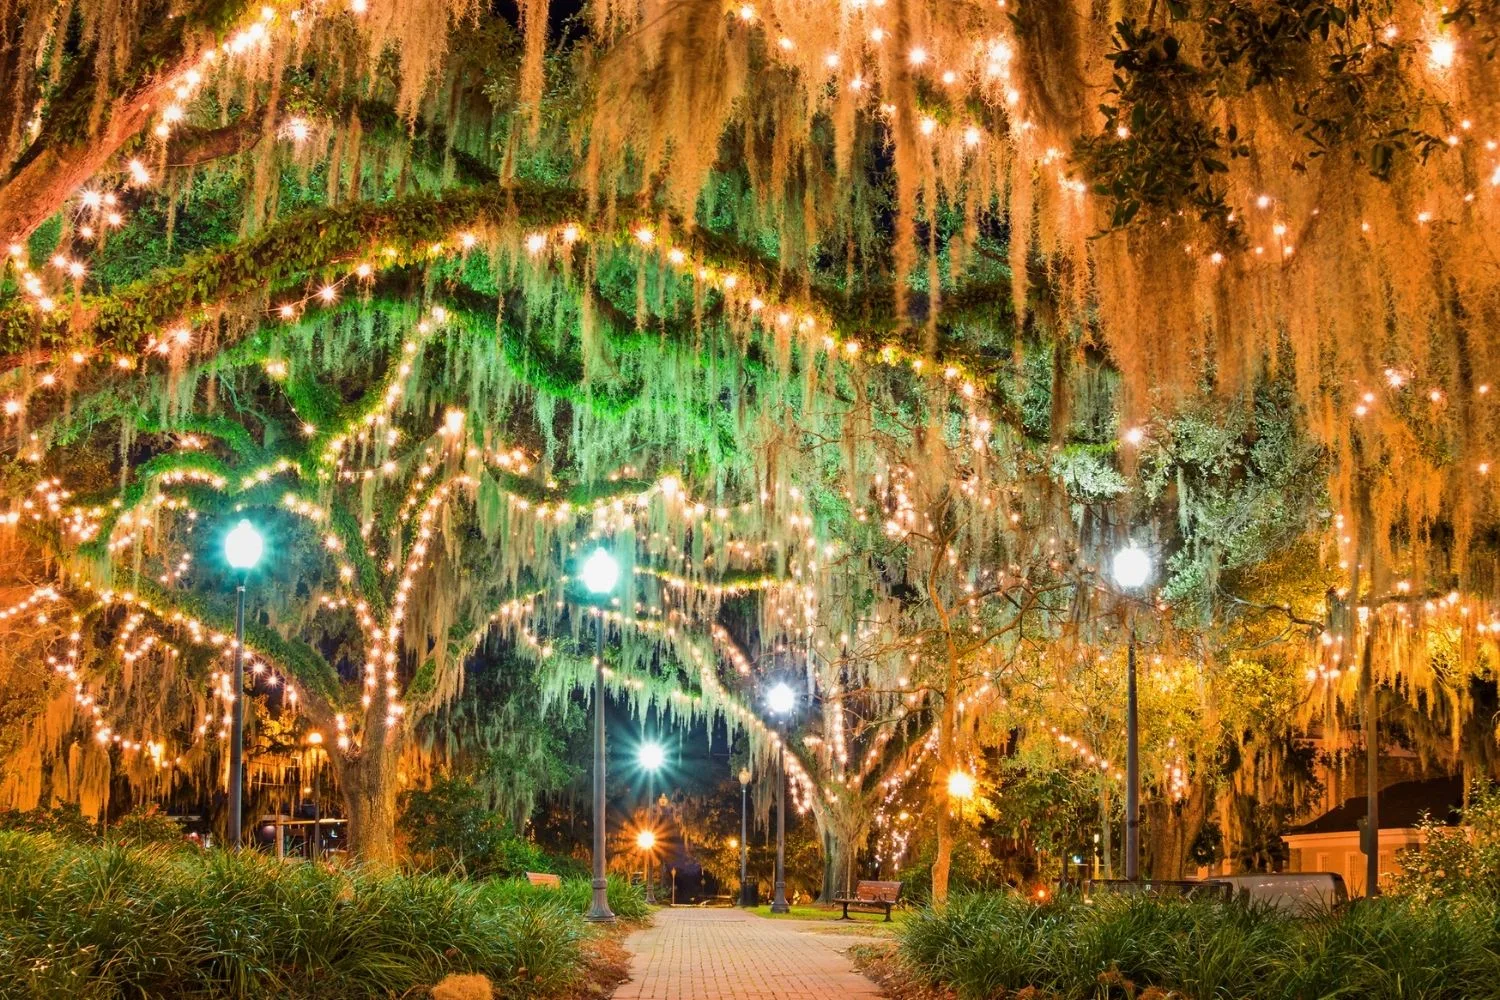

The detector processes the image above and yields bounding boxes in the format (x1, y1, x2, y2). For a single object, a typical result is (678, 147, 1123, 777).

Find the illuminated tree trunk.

(927, 501, 961, 908)
(338, 722, 403, 863)
(819, 829, 851, 903)
(931, 643, 960, 906)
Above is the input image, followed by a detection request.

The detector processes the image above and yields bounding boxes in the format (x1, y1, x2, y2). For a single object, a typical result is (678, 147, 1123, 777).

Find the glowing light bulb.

(1430, 36, 1456, 69)
(638, 742, 666, 770)
(1112, 545, 1151, 589)
(581, 548, 620, 595)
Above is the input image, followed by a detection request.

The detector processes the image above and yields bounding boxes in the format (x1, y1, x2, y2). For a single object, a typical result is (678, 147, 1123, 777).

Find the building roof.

(1286, 776, 1464, 835)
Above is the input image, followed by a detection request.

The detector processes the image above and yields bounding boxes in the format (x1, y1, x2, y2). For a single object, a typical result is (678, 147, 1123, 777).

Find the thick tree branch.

(0, 0, 256, 241)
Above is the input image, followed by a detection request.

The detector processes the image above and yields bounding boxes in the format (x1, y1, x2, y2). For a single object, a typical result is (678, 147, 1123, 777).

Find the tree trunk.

(339, 728, 402, 863)
(1144, 782, 1210, 880)
(819, 828, 852, 903)
(932, 798, 953, 904)
(931, 640, 960, 906)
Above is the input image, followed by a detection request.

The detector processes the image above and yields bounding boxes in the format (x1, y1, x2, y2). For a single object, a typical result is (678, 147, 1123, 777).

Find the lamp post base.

(586, 878, 616, 923)
(770, 882, 789, 914)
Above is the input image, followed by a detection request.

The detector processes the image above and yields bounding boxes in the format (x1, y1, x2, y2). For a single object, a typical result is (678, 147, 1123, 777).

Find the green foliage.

(0, 830, 589, 999)
(400, 775, 568, 879)
(901, 834, 1010, 906)
(1392, 781, 1500, 901)
(477, 874, 650, 920)
(1075, 19, 1250, 236)
(1141, 369, 1329, 621)
(105, 806, 185, 848)
(899, 889, 1500, 999)
(0, 803, 96, 842)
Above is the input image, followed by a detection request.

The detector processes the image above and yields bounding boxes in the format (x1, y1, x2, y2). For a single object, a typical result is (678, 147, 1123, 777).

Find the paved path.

(611, 907, 886, 1000)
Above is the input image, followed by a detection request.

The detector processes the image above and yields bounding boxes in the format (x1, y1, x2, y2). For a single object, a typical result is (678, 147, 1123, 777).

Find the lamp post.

(581, 546, 620, 922)
(738, 767, 752, 906)
(636, 829, 657, 904)
(1112, 544, 1152, 882)
(223, 519, 263, 849)
(767, 681, 796, 914)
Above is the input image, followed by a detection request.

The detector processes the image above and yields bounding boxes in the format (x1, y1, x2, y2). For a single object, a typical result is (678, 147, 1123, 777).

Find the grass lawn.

(747, 903, 911, 924)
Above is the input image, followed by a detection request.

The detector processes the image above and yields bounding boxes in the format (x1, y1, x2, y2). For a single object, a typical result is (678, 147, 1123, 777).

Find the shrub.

(898, 889, 1500, 1000)
(400, 776, 573, 879)
(0, 802, 96, 841)
(1392, 781, 1500, 902)
(901, 833, 1011, 906)
(478, 872, 651, 920)
(0, 830, 589, 1000)
(106, 805, 185, 847)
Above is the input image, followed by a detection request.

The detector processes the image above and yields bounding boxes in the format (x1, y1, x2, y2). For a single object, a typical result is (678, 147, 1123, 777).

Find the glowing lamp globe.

(224, 520, 264, 570)
(581, 547, 620, 595)
(767, 682, 796, 716)
(636, 830, 657, 850)
(1112, 545, 1152, 590)
(947, 770, 977, 800)
(638, 741, 666, 771)
(738, 767, 752, 786)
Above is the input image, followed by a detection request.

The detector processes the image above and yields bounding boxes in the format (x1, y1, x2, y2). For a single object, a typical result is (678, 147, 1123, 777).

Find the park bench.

(525, 872, 561, 889)
(834, 879, 903, 921)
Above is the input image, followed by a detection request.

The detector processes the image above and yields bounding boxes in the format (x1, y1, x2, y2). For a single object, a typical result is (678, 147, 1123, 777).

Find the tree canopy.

(3, 0, 1500, 891)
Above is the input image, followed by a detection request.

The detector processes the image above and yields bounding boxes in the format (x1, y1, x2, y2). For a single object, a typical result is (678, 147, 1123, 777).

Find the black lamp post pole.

(228, 579, 247, 848)
(588, 612, 615, 922)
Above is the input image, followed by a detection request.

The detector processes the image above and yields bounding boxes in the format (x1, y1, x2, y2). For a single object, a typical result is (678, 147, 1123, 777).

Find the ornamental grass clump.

(899, 889, 1500, 999)
(0, 830, 588, 1000)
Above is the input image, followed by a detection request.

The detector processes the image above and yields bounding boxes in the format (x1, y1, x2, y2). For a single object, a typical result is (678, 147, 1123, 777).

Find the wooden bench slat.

(525, 871, 561, 888)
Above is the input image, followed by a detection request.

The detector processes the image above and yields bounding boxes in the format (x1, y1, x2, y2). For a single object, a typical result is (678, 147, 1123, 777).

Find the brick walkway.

(611, 907, 886, 999)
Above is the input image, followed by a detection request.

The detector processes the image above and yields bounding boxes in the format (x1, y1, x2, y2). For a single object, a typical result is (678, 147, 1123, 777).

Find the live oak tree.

(5, 0, 1500, 881)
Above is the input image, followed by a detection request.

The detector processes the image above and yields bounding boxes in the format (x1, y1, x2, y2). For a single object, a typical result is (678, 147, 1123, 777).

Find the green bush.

(0, 802, 97, 841)
(901, 833, 1011, 906)
(1393, 781, 1500, 902)
(0, 830, 589, 1000)
(899, 890, 1500, 999)
(400, 776, 576, 880)
(479, 872, 650, 920)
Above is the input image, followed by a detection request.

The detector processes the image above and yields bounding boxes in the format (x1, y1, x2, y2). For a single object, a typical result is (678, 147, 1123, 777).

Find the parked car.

(1210, 872, 1349, 914)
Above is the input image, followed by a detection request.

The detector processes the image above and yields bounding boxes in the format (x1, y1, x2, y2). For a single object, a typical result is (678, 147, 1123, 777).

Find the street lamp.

(223, 519, 262, 849)
(947, 769, 976, 800)
(581, 547, 621, 594)
(766, 682, 796, 914)
(638, 741, 665, 772)
(1112, 543, 1151, 881)
(738, 767, 752, 906)
(636, 829, 657, 904)
(582, 545, 619, 922)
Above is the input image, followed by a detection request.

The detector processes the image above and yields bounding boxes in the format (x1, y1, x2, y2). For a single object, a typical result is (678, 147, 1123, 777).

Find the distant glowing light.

(1430, 36, 1456, 69)
(947, 770, 976, 799)
(767, 682, 796, 715)
(1112, 545, 1151, 589)
(638, 742, 666, 771)
(224, 520, 264, 570)
(581, 547, 620, 595)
